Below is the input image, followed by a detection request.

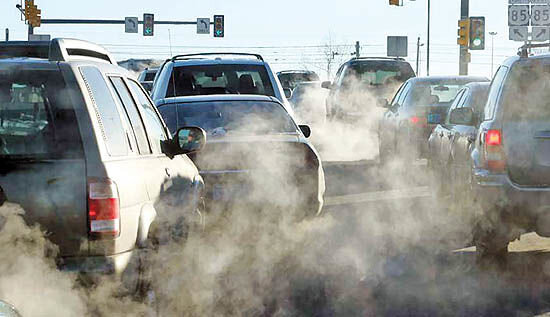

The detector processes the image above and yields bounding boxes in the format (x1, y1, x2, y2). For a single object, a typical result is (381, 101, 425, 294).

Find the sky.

(0, 0, 528, 80)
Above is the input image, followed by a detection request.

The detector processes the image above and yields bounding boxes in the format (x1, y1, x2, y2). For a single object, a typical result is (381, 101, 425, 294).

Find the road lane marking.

(325, 186, 432, 206)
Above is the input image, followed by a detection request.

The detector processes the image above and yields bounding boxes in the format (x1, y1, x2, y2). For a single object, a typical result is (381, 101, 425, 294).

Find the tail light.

(484, 129, 505, 172)
(88, 178, 120, 239)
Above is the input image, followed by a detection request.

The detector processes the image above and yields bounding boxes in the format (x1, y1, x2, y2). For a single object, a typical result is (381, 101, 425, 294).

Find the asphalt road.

(322, 159, 550, 316)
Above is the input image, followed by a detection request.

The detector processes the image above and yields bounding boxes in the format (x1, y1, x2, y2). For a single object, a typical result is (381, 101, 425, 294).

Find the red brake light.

(486, 129, 502, 146)
(410, 116, 428, 127)
(88, 178, 120, 239)
(484, 129, 505, 172)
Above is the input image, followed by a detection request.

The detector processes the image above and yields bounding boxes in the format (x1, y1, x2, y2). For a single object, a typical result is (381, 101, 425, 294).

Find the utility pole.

(459, 0, 469, 75)
(416, 37, 424, 76)
(427, 0, 431, 76)
(5, 29, 8, 42)
(355, 41, 361, 58)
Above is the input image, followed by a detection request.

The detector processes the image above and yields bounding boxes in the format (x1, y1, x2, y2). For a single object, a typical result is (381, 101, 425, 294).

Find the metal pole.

(416, 37, 421, 75)
(427, 0, 430, 76)
(27, 24, 33, 40)
(459, 0, 469, 76)
(5, 29, 8, 42)
(489, 32, 498, 76)
(355, 41, 360, 58)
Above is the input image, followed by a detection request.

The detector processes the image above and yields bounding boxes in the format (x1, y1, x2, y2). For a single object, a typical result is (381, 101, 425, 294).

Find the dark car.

(322, 57, 415, 121)
(378, 76, 489, 162)
(277, 70, 320, 91)
(459, 51, 550, 257)
(427, 82, 490, 198)
(156, 95, 326, 218)
(288, 81, 328, 125)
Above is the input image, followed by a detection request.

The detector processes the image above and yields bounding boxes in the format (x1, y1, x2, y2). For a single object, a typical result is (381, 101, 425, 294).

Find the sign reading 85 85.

(532, 5, 550, 26)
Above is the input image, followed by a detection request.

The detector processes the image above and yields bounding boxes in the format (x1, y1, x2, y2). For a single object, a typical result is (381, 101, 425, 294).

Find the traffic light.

(143, 13, 154, 36)
(24, 0, 41, 28)
(469, 16, 485, 50)
(389, 0, 401, 6)
(457, 19, 470, 46)
(24, 0, 32, 21)
(214, 15, 224, 38)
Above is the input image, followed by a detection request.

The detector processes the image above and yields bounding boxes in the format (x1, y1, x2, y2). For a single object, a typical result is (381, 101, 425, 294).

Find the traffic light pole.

(39, 19, 210, 26)
(459, 0, 469, 75)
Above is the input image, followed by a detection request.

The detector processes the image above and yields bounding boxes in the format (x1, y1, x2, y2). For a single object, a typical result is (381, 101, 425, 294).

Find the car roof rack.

(517, 43, 550, 58)
(351, 56, 406, 61)
(0, 38, 116, 65)
(277, 70, 316, 74)
(171, 52, 264, 62)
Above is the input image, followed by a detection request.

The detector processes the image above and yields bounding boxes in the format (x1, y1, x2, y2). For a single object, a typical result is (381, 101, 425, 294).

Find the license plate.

(427, 113, 441, 124)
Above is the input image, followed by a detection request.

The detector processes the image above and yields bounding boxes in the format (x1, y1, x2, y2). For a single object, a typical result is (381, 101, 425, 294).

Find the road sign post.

(387, 36, 408, 57)
(125, 17, 138, 33)
(197, 18, 210, 34)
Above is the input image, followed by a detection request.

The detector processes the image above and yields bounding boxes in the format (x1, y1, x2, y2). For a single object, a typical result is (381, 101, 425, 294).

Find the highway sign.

(509, 0, 529, 3)
(531, 5, 550, 25)
(197, 18, 210, 34)
(532, 26, 550, 40)
(387, 36, 408, 57)
(509, 5, 531, 26)
(532, 0, 550, 4)
(509, 26, 529, 40)
(125, 17, 138, 33)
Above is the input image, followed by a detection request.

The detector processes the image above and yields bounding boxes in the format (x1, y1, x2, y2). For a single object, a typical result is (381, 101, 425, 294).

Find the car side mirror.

(283, 88, 293, 99)
(321, 81, 332, 90)
(299, 125, 311, 138)
(166, 126, 206, 157)
(449, 107, 475, 126)
(377, 98, 390, 108)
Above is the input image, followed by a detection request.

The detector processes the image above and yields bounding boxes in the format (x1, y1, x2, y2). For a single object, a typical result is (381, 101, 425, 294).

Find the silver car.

(0, 39, 205, 292)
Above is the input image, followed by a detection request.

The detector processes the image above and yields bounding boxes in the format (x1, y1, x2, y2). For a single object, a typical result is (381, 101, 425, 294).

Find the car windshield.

(158, 100, 297, 136)
(344, 61, 415, 86)
(0, 69, 82, 158)
(409, 83, 466, 105)
(501, 62, 550, 121)
(278, 72, 320, 89)
(166, 64, 275, 98)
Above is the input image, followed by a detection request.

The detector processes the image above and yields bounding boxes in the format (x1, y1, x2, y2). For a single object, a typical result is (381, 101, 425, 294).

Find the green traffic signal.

(469, 16, 485, 50)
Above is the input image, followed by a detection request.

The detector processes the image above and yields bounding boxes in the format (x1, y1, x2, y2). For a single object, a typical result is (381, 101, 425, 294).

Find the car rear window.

(166, 64, 275, 98)
(158, 100, 297, 136)
(144, 71, 157, 82)
(408, 82, 468, 105)
(345, 61, 415, 86)
(278, 73, 320, 89)
(0, 68, 83, 158)
(501, 62, 550, 121)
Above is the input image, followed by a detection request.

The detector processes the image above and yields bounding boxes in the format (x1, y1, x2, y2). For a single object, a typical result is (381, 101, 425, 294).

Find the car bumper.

(201, 165, 325, 216)
(473, 168, 550, 216)
(58, 250, 134, 276)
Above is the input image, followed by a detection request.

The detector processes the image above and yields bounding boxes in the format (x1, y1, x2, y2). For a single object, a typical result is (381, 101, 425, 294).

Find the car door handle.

(165, 168, 172, 178)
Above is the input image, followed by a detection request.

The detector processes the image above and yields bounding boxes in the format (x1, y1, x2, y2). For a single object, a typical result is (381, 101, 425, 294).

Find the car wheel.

(472, 210, 510, 267)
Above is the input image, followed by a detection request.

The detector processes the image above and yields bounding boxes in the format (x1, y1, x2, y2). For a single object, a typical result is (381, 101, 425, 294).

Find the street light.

(489, 31, 498, 76)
